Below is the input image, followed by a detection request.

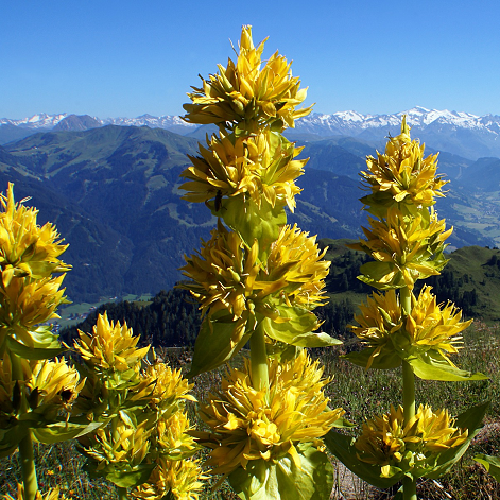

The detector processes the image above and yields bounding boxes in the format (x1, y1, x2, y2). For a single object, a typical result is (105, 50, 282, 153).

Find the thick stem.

(117, 486, 128, 500)
(402, 475, 417, 500)
(250, 322, 269, 402)
(11, 353, 39, 500)
(400, 287, 417, 500)
(18, 433, 39, 500)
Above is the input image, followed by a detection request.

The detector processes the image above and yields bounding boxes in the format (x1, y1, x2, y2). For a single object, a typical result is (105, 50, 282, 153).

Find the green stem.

(11, 352, 39, 500)
(18, 433, 39, 500)
(117, 486, 128, 500)
(402, 360, 416, 425)
(402, 475, 417, 500)
(250, 322, 269, 402)
(400, 287, 417, 500)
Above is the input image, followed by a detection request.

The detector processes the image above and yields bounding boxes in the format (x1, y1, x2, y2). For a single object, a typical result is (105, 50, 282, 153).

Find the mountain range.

(4, 106, 500, 159)
(0, 109, 499, 303)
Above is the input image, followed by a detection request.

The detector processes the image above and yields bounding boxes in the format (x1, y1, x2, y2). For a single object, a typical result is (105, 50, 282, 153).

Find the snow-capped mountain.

(3, 107, 500, 159)
(0, 113, 70, 128)
(292, 106, 500, 137)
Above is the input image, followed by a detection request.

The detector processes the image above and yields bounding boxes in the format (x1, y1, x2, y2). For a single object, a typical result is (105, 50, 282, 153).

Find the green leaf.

(228, 443, 333, 500)
(343, 346, 401, 370)
(33, 422, 103, 444)
(6, 328, 65, 360)
(426, 402, 489, 479)
(0, 419, 31, 459)
(85, 462, 155, 488)
(408, 350, 488, 381)
(264, 306, 341, 347)
(358, 261, 406, 291)
(324, 430, 403, 489)
(221, 197, 287, 255)
(188, 314, 251, 378)
(474, 454, 500, 482)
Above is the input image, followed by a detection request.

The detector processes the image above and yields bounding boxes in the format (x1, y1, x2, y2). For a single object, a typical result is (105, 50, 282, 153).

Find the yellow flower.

(355, 404, 467, 475)
(28, 358, 85, 413)
(181, 223, 329, 348)
(180, 129, 306, 212)
(156, 411, 198, 458)
(183, 25, 312, 133)
(406, 286, 470, 365)
(349, 208, 451, 290)
(143, 362, 195, 410)
(349, 289, 402, 369)
(0, 275, 69, 350)
(2, 484, 66, 500)
(361, 117, 448, 210)
(81, 414, 153, 467)
(132, 457, 206, 500)
(349, 286, 469, 369)
(0, 183, 70, 288)
(74, 312, 150, 374)
(267, 224, 330, 309)
(191, 349, 344, 475)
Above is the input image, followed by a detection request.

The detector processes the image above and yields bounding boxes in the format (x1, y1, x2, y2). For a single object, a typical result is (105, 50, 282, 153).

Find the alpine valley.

(1, 107, 500, 303)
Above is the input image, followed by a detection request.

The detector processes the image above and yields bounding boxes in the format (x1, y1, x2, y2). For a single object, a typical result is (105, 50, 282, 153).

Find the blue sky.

(2, 0, 499, 119)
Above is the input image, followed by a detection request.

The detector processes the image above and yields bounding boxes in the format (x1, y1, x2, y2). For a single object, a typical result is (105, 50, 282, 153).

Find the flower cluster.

(360, 116, 448, 213)
(349, 208, 451, 291)
(74, 313, 203, 497)
(0, 183, 70, 287)
(181, 223, 329, 350)
(28, 358, 85, 415)
(192, 350, 344, 475)
(350, 286, 471, 370)
(180, 130, 306, 212)
(74, 311, 150, 375)
(133, 457, 205, 500)
(355, 404, 467, 478)
(2, 484, 65, 500)
(183, 25, 312, 132)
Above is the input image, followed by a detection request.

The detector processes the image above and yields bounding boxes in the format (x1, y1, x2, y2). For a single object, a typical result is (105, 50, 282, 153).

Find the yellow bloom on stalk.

(0, 183, 70, 288)
(74, 312, 150, 374)
(349, 289, 402, 369)
(143, 362, 195, 410)
(133, 457, 206, 500)
(361, 116, 448, 209)
(181, 223, 329, 347)
(0, 275, 69, 350)
(267, 224, 330, 308)
(156, 411, 198, 457)
(81, 415, 152, 468)
(28, 358, 85, 413)
(183, 25, 312, 132)
(192, 349, 344, 475)
(180, 129, 306, 212)
(407, 286, 470, 364)
(350, 208, 451, 290)
(355, 404, 467, 477)
(2, 485, 66, 500)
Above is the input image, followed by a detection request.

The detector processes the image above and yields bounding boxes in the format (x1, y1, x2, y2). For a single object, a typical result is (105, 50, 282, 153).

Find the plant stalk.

(117, 486, 128, 500)
(11, 352, 39, 500)
(251, 322, 270, 403)
(400, 287, 417, 500)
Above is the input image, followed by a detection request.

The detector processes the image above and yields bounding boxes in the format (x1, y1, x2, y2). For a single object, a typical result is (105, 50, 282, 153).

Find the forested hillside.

(61, 241, 500, 348)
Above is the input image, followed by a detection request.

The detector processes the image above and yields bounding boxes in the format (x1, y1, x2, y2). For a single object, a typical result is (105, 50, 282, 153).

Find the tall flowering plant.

(0, 183, 94, 500)
(325, 118, 488, 499)
(0, 183, 205, 500)
(180, 25, 347, 499)
(72, 313, 204, 500)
